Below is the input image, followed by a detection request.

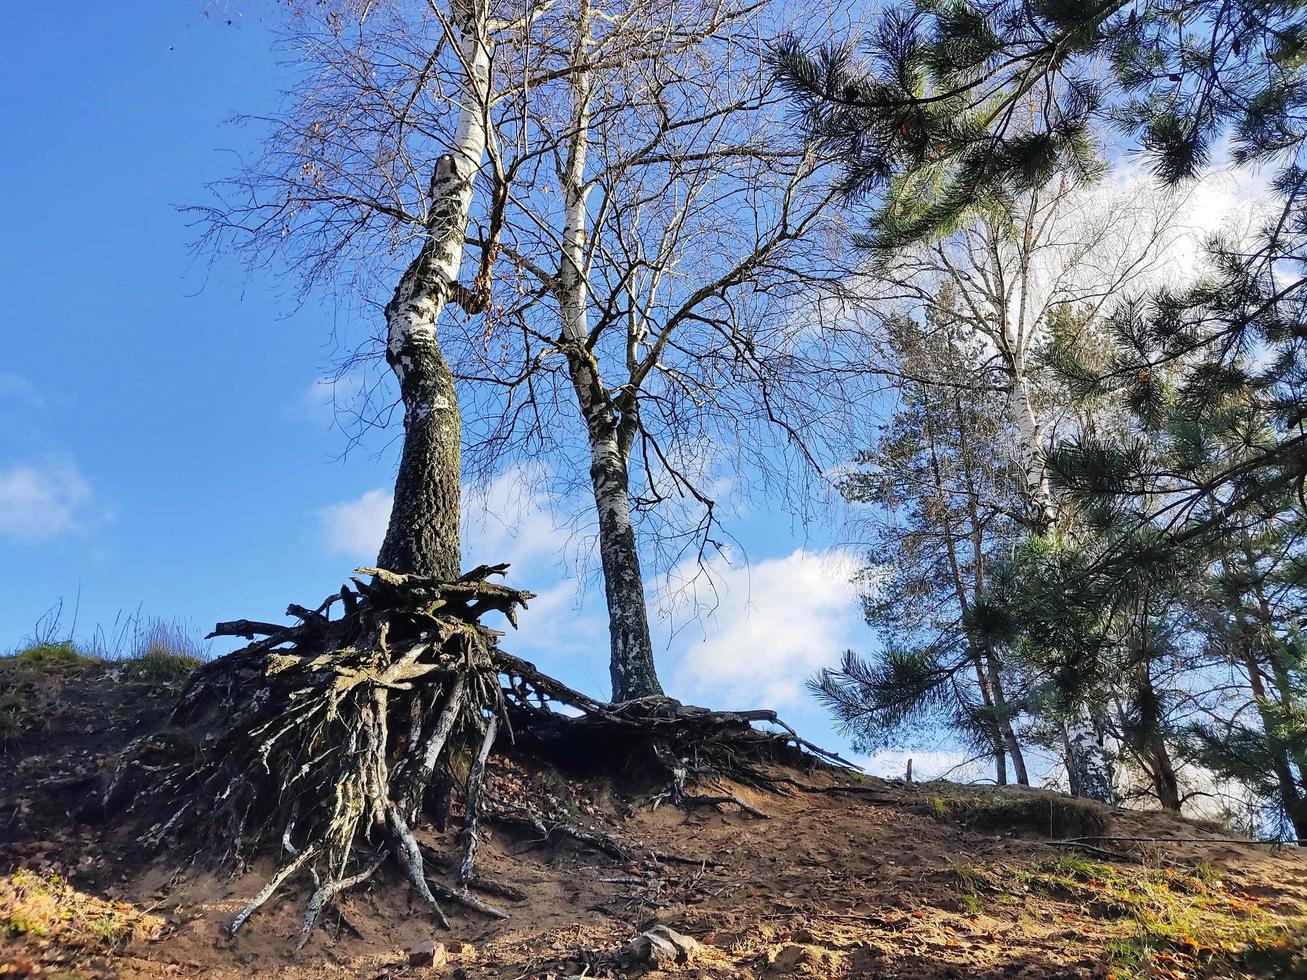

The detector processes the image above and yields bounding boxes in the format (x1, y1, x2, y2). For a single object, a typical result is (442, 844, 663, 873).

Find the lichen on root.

(110, 563, 851, 946)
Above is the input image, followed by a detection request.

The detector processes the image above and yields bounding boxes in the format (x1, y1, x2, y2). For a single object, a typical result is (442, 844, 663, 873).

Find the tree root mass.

(112, 565, 845, 944)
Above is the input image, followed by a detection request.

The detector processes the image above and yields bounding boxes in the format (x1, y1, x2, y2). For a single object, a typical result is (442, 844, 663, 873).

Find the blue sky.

(3, 7, 1266, 791)
(0, 6, 983, 778)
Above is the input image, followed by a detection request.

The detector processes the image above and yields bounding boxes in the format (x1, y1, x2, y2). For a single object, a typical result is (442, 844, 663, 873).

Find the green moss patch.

(0, 869, 163, 950)
(1024, 854, 1306, 978)
(0, 642, 101, 675)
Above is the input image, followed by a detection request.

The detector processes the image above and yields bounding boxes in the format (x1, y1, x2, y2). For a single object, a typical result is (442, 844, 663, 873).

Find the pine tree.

(773, 0, 1307, 570)
(814, 301, 1032, 783)
(1197, 519, 1307, 836)
(778, 0, 1307, 823)
(1018, 307, 1307, 830)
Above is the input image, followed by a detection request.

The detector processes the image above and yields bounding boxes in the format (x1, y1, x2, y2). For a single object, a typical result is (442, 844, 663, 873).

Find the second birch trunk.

(556, 2, 663, 701)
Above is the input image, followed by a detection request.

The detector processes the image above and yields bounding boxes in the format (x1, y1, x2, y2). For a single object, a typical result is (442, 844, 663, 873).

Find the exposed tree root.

(486, 804, 637, 862)
(111, 564, 851, 944)
(678, 789, 771, 819)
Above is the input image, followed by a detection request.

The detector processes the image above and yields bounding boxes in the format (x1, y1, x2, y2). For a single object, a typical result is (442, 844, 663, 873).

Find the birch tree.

(375, 4, 494, 579)
(447, 0, 859, 699)
(195, 0, 531, 579)
(847, 181, 1182, 801)
(873, 181, 1177, 531)
(133, 2, 860, 936)
(196, 1, 859, 702)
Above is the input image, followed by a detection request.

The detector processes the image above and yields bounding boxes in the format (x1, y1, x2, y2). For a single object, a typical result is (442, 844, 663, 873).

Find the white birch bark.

(1001, 295, 1117, 805)
(1006, 378, 1059, 531)
(376, 2, 494, 578)
(555, 0, 663, 701)
(1062, 720, 1116, 804)
(386, 2, 490, 390)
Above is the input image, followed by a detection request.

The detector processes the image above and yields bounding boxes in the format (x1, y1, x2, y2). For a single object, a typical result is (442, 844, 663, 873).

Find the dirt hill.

(1, 650, 1305, 979)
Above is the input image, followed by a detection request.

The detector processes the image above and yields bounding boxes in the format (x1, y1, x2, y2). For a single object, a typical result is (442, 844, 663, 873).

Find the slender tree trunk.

(952, 406, 1030, 787)
(929, 403, 1018, 783)
(986, 656, 1029, 785)
(1243, 542, 1307, 785)
(1005, 369, 1116, 802)
(951, 428, 1029, 789)
(590, 433, 663, 700)
(376, 11, 491, 578)
(556, 0, 662, 701)
(1145, 739, 1183, 811)
(1222, 546, 1307, 836)
(971, 655, 1008, 784)
(1131, 622, 1182, 812)
(1241, 643, 1307, 837)
(1134, 704, 1182, 812)
(1269, 661, 1307, 795)
(1006, 381, 1058, 531)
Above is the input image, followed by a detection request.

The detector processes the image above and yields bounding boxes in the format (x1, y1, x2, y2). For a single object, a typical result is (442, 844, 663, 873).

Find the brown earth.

(2, 659, 1306, 979)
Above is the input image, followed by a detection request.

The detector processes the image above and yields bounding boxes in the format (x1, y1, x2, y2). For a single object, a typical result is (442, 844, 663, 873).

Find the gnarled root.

(113, 564, 852, 945)
(115, 564, 529, 941)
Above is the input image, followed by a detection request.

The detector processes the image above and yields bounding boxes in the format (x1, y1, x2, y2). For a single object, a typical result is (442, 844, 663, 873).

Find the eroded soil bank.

(2, 656, 1305, 979)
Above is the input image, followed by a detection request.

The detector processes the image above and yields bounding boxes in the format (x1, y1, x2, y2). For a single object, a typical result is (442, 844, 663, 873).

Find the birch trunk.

(1061, 720, 1116, 803)
(556, 1, 662, 701)
(376, 6, 491, 579)
(1006, 380, 1058, 532)
(1005, 360, 1116, 803)
(589, 431, 664, 701)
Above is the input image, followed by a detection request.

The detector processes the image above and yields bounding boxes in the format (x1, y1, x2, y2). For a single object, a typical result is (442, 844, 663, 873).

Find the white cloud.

(516, 577, 609, 661)
(668, 548, 862, 709)
(1103, 157, 1276, 288)
(0, 459, 94, 540)
(317, 464, 568, 575)
(314, 473, 866, 710)
(854, 748, 984, 782)
(463, 463, 566, 576)
(318, 487, 392, 558)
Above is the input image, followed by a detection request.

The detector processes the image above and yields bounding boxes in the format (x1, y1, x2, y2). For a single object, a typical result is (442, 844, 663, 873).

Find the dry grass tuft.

(924, 785, 1109, 839)
(114, 619, 203, 684)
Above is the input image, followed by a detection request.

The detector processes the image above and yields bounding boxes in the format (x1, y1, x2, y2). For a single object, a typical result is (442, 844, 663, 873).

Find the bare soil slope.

(2, 656, 1305, 979)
